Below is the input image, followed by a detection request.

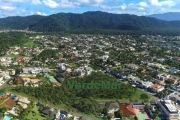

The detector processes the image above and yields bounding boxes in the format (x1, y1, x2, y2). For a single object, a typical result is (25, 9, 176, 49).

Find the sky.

(0, 0, 180, 18)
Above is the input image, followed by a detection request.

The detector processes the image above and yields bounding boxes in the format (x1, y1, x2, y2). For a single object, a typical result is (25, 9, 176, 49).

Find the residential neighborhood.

(1, 34, 180, 120)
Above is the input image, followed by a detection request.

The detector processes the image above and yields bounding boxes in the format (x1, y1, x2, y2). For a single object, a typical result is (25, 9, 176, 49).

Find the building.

(142, 81, 153, 88)
(13, 76, 24, 85)
(157, 73, 169, 81)
(151, 84, 164, 92)
(158, 100, 179, 120)
(165, 75, 179, 85)
(119, 103, 136, 117)
(105, 102, 120, 113)
(126, 64, 139, 70)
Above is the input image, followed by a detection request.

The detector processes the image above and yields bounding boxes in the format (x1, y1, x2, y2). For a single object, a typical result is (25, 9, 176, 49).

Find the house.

(42, 68, 50, 73)
(169, 92, 180, 104)
(150, 84, 164, 92)
(142, 81, 153, 89)
(171, 68, 180, 74)
(105, 102, 120, 113)
(0, 93, 7, 99)
(16, 58, 25, 65)
(126, 64, 139, 70)
(13, 76, 24, 85)
(119, 103, 136, 117)
(120, 71, 130, 79)
(148, 63, 165, 69)
(128, 75, 142, 83)
(17, 96, 31, 109)
(56, 110, 69, 120)
(165, 75, 179, 85)
(157, 73, 169, 81)
(45, 74, 59, 86)
(129, 47, 135, 51)
(0, 58, 7, 66)
(41, 107, 57, 119)
(30, 67, 42, 74)
(22, 67, 32, 74)
(57, 63, 66, 71)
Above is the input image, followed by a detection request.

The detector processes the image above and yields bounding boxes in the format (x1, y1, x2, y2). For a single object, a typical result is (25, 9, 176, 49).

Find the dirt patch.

(1, 98, 16, 110)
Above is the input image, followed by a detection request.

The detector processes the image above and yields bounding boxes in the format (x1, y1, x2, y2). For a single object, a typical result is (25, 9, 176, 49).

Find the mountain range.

(148, 12, 180, 21)
(1, 11, 180, 34)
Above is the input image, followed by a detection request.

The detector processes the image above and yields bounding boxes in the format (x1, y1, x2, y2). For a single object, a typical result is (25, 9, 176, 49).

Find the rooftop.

(120, 103, 135, 116)
(151, 84, 164, 90)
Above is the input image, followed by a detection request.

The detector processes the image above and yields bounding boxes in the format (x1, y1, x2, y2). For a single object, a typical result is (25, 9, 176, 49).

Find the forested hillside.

(0, 32, 28, 55)
(0, 15, 45, 29)
(12, 72, 144, 115)
(1, 11, 180, 34)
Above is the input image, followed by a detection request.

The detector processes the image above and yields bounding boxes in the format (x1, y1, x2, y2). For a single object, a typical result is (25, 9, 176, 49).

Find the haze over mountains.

(1, 11, 180, 34)
(148, 12, 180, 21)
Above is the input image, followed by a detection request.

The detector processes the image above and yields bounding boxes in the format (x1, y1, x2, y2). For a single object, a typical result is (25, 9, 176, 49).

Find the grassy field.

(27, 104, 46, 120)
(96, 89, 151, 103)
(22, 40, 39, 48)
(7, 54, 21, 57)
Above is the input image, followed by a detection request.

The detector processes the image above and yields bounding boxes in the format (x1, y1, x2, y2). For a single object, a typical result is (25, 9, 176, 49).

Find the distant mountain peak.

(148, 12, 180, 21)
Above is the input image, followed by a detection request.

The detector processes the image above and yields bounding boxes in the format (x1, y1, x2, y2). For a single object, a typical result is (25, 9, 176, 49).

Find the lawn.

(96, 89, 151, 103)
(7, 54, 21, 57)
(27, 104, 46, 120)
(22, 40, 39, 48)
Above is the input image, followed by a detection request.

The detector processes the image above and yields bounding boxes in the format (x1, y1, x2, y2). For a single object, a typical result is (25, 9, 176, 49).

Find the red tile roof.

(151, 84, 164, 91)
(120, 104, 135, 116)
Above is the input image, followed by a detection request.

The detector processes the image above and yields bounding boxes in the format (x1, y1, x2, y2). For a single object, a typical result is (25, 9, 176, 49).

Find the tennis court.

(134, 109, 150, 120)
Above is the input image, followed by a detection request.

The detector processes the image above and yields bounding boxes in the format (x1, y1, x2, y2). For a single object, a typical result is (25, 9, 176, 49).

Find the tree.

(0, 107, 6, 118)
(102, 107, 108, 116)
(140, 93, 149, 102)
(145, 104, 150, 111)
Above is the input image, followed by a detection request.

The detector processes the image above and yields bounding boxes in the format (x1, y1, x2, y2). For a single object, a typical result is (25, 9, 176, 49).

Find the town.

(0, 33, 180, 120)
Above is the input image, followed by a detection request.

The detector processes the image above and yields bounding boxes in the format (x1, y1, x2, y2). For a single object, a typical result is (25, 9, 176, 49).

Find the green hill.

(1, 11, 180, 34)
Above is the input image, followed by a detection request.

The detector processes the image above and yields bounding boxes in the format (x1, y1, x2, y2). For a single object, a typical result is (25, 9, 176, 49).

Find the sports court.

(134, 109, 150, 120)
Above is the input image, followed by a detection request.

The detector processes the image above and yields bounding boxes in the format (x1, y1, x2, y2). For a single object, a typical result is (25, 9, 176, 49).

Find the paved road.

(0, 79, 15, 89)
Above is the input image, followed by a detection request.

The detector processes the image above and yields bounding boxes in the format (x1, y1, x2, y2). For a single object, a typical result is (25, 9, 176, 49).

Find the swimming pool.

(4, 116, 11, 120)
(0, 93, 4, 96)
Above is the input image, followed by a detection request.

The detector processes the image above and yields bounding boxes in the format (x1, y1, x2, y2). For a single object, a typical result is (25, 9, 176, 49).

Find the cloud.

(32, 0, 41, 5)
(0, 0, 179, 17)
(4, 0, 25, 2)
(36, 11, 47, 16)
(0, 6, 17, 11)
(41, 0, 107, 9)
(149, 0, 161, 6)
(139, 2, 148, 8)
(100, 0, 180, 15)
(42, 0, 59, 8)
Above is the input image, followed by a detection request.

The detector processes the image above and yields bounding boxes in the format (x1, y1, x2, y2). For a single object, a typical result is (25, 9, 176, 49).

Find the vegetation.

(22, 40, 39, 48)
(26, 104, 46, 120)
(0, 107, 6, 118)
(12, 72, 149, 115)
(33, 49, 59, 61)
(0, 32, 28, 56)
(1, 12, 180, 35)
(0, 15, 45, 29)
